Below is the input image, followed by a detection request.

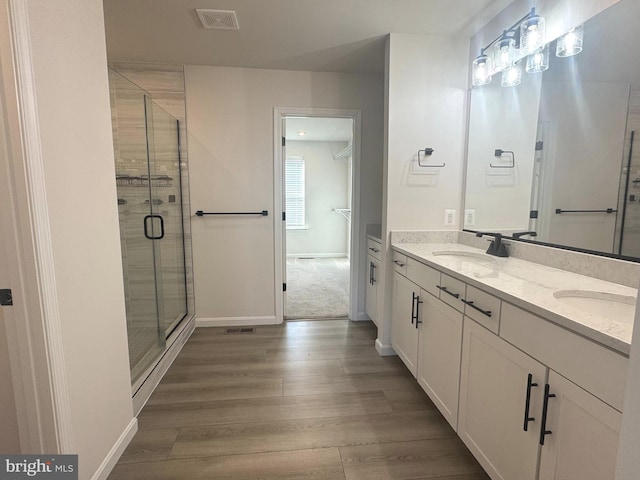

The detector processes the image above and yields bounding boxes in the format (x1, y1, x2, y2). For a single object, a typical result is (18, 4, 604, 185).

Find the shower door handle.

(143, 215, 165, 240)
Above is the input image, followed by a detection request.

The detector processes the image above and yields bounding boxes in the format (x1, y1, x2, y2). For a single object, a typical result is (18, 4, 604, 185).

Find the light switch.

(444, 209, 456, 226)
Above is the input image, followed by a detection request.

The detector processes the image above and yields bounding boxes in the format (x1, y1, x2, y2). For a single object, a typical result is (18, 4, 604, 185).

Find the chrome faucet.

(475, 232, 509, 257)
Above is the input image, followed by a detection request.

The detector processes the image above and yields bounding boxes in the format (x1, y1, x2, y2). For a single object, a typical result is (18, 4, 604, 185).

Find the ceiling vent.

(196, 9, 239, 30)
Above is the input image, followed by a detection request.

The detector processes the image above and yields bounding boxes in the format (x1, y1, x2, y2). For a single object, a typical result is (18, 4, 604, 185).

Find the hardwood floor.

(109, 319, 489, 480)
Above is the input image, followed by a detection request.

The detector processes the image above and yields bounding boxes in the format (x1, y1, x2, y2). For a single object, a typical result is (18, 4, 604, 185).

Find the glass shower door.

(147, 103, 188, 335)
(110, 70, 165, 384)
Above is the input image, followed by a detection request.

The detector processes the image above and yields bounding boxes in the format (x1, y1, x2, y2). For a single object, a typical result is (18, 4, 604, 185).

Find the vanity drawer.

(500, 303, 628, 412)
(462, 285, 501, 334)
(367, 239, 382, 261)
(392, 252, 407, 276)
(436, 274, 466, 312)
(406, 257, 440, 297)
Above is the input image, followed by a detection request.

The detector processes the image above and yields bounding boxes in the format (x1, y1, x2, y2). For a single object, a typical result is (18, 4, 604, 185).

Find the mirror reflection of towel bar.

(555, 208, 617, 214)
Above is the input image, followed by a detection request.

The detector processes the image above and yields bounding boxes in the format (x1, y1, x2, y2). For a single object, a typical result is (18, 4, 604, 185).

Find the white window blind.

(285, 157, 305, 228)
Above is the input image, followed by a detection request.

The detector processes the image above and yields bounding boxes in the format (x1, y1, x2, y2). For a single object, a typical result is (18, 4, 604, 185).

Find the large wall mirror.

(464, 0, 640, 260)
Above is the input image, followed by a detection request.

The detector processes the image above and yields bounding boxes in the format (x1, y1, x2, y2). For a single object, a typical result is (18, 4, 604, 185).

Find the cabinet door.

(391, 272, 420, 377)
(538, 370, 621, 480)
(417, 293, 463, 430)
(365, 256, 380, 324)
(459, 318, 546, 480)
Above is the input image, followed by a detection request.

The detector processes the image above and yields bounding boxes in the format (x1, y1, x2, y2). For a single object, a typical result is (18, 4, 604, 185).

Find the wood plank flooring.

(108, 319, 489, 480)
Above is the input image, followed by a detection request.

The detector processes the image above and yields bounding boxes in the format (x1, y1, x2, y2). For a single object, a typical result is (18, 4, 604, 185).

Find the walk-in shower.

(108, 69, 188, 384)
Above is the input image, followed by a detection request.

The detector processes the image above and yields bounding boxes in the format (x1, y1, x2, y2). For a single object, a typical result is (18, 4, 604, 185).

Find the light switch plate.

(444, 209, 456, 226)
(465, 209, 476, 226)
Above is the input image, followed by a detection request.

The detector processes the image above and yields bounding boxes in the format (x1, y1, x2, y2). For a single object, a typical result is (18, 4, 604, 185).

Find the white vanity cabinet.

(391, 272, 421, 376)
(365, 238, 382, 324)
(459, 308, 625, 480)
(417, 292, 463, 429)
(458, 318, 546, 480)
(391, 260, 463, 430)
(538, 370, 621, 480)
(390, 244, 629, 480)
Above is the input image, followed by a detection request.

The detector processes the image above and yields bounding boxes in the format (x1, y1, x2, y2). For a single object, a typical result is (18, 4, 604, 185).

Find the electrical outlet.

(444, 209, 456, 226)
(465, 209, 476, 226)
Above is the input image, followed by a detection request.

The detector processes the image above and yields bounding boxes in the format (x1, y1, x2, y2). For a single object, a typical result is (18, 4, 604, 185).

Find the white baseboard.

(132, 316, 195, 416)
(375, 339, 396, 356)
(91, 418, 138, 480)
(286, 253, 348, 259)
(196, 316, 277, 327)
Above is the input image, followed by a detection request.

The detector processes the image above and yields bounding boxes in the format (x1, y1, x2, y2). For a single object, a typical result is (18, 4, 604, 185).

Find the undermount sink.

(553, 290, 637, 323)
(432, 251, 496, 265)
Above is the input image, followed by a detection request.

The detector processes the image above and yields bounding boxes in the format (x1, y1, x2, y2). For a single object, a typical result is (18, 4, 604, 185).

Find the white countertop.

(392, 242, 637, 356)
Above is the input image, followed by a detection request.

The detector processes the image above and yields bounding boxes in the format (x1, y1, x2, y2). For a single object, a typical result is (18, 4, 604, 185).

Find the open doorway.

(281, 115, 355, 320)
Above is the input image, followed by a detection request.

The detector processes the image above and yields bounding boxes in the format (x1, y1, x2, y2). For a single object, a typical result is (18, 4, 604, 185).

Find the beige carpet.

(285, 257, 350, 319)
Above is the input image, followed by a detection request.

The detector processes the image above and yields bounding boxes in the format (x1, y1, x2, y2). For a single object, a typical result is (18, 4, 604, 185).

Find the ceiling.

(103, 0, 514, 74)
(285, 117, 353, 142)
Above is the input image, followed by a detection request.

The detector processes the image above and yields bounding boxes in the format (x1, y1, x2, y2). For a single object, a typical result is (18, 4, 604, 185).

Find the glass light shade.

(472, 54, 493, 86)
(493, 37, 516, 72)
(526, 44, 550, 73)
(501, 64, 522, 87)
(556, 25, 584, 57)
(520, 15, 546, 55)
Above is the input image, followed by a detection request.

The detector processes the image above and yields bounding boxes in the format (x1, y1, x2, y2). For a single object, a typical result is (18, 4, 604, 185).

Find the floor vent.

(196, 9, 240, 30)
(224, 327, 255, 334)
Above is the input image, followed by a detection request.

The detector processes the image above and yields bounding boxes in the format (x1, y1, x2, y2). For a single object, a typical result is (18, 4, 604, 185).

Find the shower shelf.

(116, 175, 174, 187)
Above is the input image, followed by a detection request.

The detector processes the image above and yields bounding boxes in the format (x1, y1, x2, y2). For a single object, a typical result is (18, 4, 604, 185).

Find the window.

(285, 157, 305, 228)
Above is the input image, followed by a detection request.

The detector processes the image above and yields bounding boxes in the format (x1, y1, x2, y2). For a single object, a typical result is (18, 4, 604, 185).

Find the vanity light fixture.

(472, 54, 493, 86)
(501, 64, 522, 87)
(526, 43, 550, 73)
(556, 25, 584, 57)
(471, 8, 544, 87)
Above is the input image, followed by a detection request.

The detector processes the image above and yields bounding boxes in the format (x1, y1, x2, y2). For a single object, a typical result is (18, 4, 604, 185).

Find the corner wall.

(378, 33, 470, 347)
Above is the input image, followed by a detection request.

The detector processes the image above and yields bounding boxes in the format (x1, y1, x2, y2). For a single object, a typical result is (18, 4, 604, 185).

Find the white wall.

(185, 66, 383, 324)
(377, 33, 470, 348)
(18, 0, 135, 476)
(286, 140, 349, 257)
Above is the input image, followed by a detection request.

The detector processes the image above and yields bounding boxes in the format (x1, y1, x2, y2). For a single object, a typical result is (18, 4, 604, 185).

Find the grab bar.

(195, 210, 269, 217)
(555, 208, 617, 214)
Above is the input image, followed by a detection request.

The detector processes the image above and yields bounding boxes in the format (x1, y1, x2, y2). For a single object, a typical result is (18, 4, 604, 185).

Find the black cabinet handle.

(370, 262, 376, 285)
(461, 299, 492, 317)
(143, 214, 165, 240)
(411, 292, 417, 324)
(369, 262, 373, 285)
(393, 260, 406, 267)
(368, 247, 380, 253)
(523, 373, 538, 431)
(437, 285, 459, 299)
(415, 295, 423, 329)
(539, 383, 556, 445)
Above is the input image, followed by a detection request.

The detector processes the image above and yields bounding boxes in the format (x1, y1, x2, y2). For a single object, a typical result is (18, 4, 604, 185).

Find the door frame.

(273, 107, 362, 323)
(0, 0, 73, 453)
